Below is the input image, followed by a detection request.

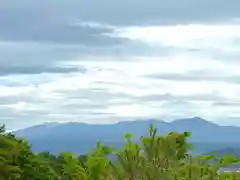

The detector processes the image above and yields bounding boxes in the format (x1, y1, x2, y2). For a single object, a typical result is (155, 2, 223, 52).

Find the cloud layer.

(1, 0, 240, 129)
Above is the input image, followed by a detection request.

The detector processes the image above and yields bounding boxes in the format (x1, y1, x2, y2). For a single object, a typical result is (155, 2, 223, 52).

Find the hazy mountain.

(13, 117, 240, 154)
(204, 147, 240, 157)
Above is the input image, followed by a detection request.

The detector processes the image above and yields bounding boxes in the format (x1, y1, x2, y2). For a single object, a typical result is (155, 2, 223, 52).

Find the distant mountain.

(204, 147, 240, 157)
(13, 117, 240, 155)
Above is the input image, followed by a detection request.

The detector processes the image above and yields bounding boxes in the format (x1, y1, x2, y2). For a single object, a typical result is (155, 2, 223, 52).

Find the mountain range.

(13, 117, 240, 155)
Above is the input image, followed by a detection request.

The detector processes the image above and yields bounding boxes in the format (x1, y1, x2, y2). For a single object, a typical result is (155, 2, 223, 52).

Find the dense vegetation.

(1, 124, 240, 180)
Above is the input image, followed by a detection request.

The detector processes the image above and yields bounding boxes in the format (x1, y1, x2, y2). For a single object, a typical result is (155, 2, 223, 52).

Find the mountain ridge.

(12, 117, 240, 155)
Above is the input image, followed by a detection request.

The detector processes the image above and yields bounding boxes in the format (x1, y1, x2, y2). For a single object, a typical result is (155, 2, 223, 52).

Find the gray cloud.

(1, 0, 239, 27)
(0, 39, 165, 76)
(63, 89, 134, 102)
(1, 0, 239, 44)
(0, 24, 129, 45)
(0, 65, 86, 76)
(138, 93, 227, 102)
(147, 70, 240, 84)
(0, 42, 123, 76)
(0, 5, 129, 45)
(1, 0, 239, 77)
(0, 42, 82, 75)
(213, 102, 240, 107)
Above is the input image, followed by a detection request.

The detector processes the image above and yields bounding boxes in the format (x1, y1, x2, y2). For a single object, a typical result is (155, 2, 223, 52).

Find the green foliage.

(1, 123, 240, 180)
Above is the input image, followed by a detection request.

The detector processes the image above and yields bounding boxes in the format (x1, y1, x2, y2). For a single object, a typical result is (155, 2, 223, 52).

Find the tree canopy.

(1, 124, 240, 180)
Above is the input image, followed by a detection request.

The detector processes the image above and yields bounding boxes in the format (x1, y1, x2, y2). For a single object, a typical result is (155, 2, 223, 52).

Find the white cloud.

(1, 23, 240, 129)
(113, 24, 240, 50)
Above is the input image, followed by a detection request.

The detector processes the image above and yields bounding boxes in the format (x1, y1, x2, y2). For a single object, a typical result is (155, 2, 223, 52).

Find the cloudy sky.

(1, 0, 240, 129)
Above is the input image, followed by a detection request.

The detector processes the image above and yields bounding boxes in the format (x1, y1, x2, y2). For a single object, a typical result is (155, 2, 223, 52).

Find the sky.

(1, 0, 240, 129)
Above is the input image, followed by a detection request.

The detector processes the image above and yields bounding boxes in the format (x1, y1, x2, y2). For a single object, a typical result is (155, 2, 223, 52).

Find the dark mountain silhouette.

(13, 117, 240, 154)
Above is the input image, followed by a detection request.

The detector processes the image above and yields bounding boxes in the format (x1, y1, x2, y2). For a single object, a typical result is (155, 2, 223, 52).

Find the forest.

(1, 124, 240, 180)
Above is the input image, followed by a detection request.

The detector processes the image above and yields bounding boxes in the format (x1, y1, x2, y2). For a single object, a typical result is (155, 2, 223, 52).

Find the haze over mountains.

(13, 117, 240, 155)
